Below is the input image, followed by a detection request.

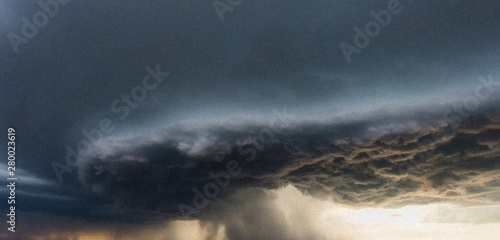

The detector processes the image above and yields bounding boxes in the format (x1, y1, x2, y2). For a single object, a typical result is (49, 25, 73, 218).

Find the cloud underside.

(76, 109, 500, 221)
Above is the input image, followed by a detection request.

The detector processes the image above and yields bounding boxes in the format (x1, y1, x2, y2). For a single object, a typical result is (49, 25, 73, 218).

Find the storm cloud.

(72, 102, 500, 224)
(2, 0, 500, 239)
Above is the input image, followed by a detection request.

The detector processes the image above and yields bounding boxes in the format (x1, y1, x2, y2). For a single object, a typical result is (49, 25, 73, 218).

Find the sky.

(0, 0, 500, 239)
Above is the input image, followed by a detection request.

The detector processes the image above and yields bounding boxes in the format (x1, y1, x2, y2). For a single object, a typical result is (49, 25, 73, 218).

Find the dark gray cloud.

(1, 0, 499, 187)
(1, 0, 500, 239)
(70, 103, 500, 225)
